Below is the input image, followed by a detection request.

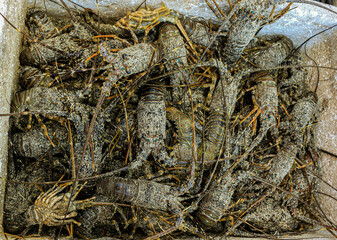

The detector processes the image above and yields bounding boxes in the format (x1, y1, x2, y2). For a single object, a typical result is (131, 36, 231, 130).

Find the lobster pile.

(4, 1, 326, 239)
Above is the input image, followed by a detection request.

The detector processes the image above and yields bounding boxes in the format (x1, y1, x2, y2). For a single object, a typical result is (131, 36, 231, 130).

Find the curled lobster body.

(167, 106, 200, 162)
(19, 66, 54, 89)
(196, 172, 250, 230)
(180, 15, 215, 47)
(201, 109, 226, 162)
(247, 35, 293, 69)
(26, 9, 57, 39)
(98, 177, 183, 212)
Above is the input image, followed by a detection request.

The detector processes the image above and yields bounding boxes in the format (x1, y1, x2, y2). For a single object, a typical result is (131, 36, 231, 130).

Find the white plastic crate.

(0, 0, 336, 239)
